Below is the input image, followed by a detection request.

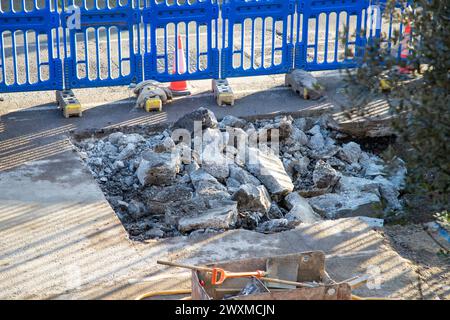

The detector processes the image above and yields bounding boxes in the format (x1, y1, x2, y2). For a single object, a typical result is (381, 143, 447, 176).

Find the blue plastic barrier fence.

(0, 0, 63, 93)
(61, 0, 142, 89)
(142, 0, 220, 82)
(0, 0, 407, 94)
(220, 0, 295, 78)
(296, 0, 368, 71)
(367, 0, 409, 61)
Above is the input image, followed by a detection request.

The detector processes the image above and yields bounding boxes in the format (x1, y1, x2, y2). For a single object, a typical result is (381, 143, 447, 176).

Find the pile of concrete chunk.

(76, 107, 405, 240)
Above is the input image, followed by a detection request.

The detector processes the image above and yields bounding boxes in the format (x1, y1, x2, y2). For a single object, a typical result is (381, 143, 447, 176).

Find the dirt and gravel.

(382, 224, 450, 300)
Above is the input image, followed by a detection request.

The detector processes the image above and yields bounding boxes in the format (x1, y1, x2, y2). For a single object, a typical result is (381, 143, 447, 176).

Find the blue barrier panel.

(0, 0, 63, 93)
(367, 0, 408, 61)
(221, 0, 295, 78)
(61, 0, 142, 89)
(296, 0, 368, 71)
(142, 0, 220, 82)
(0, 0, 405, 94)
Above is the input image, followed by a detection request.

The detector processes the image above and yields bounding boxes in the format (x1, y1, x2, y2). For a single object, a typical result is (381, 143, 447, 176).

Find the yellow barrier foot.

(212, 79, 234, 107)
(144, 97, 163, 112)
(56, 90, 82, 118)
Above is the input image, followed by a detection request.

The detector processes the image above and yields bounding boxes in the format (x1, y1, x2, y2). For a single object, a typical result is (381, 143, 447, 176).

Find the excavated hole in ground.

(72, 109, 406, 241)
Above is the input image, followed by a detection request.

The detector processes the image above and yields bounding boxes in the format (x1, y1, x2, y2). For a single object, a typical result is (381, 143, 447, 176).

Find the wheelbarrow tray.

(191, 251, 351, 300)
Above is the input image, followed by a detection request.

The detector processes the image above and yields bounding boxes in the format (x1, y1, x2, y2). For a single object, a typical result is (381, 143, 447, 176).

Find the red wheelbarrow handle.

(211, 268, 266, 285)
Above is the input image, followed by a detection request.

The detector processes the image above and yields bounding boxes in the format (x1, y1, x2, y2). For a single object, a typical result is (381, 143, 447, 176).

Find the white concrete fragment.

(136, 150, 181, 186)
(313, 160, 340, 189)
(339, 142, 362, 164)
(108, 132, 124, 145)
(232, 184, 271, 213)
(219, 115, 247, 129)
(229, 163, 261, 186)
(308, 192, 382, 219)
(117, 143, 136, 160)
(308, 132, 325, 150)
(246, 147, 294, 198)
(154, 137, 175, 153)
(189, 169, 229, 199)
(338, 175, 380, 196)
(284, 192, 322, 223)
(118, 133, 145, 145)
(178, 201, 238, 232)
(256, 219, 290, 233)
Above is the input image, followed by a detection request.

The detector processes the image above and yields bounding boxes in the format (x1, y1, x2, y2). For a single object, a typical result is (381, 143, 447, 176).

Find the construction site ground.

(0, 72, 448, 299)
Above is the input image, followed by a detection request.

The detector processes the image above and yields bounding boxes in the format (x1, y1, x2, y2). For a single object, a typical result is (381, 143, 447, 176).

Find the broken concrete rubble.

(226, 127, 248, 150)
(226, 177, 241, 194)
(76, 107, 405, 240)
(268, 202, 285, 219)
(293, 117, 307, 131)
(232, 184, 271, 213)
(145, 227, 164, 238)
(373, 175, 402, 210)
(359, 152, 385, 177)
(154, 136, 175, 153)
(338, 175, 381, 195)
(165, 197, 209, 226)
(201, 155, 229, 180)
(219, 115, 247, 129)
(338, 142, 362, 164)
(136, 150, 181, 186)
(117, 143, 136, 160)
(277, 117, 294, 140)
(108, 132, 124, 145)
(172, 107, 218, 134)
(283, 156, 309, 180)
(284, 192, 322, 223)
(312, 160, 340, 189)
(285, 127, 308, 147)
(198, 128, 230, 179)
(127, 200, 146, 220)
(256, 218, 291, 233)
(229, 163, 261, 186)
(118, 133, 145, 146)
(308, 192, 382, 219)
(246, 147, 294, 199)
(189, 169, 229, 200)
(384, 157, 407, 191)
(202, 128, 227, 152)
(308, 132, 325, 150)
(178, 200, 238, 232)
(143, 184, 194, 215)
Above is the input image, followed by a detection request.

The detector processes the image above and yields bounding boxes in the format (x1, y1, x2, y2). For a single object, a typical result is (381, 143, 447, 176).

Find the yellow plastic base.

(216, 92, 235, 106)
(63, 103, 82, 118)
(57, 90, 82, 118)
(145, 98, 163, 112)
(380, 79, 392, 91)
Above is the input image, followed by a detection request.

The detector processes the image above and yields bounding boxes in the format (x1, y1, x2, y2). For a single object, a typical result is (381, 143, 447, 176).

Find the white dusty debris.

(246, 147, 295, 199)
(75, 108, 406, 240)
